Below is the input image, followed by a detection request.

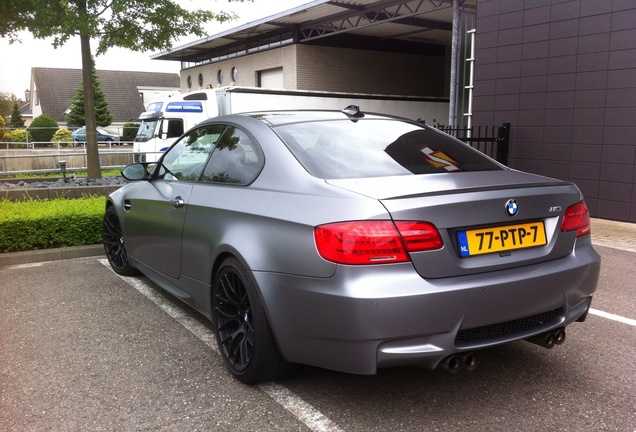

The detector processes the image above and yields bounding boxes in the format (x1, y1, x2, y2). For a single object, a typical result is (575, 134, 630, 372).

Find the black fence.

(436, 123, 510, 165)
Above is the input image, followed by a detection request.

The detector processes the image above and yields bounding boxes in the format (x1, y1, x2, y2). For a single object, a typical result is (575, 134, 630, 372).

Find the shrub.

(29, 114, 59, 143)
(51, 128, 73, 147)
(122, 122, 140, 141)
(0, 196, 106, 252)
(8, 129, 32, 148)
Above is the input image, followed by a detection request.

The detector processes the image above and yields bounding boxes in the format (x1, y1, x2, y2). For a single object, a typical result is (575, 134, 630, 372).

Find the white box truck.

(133, 86, 449, 162)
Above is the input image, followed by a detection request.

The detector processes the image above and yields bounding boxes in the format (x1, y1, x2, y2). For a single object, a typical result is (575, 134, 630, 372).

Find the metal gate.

(436, 123, 510, 165)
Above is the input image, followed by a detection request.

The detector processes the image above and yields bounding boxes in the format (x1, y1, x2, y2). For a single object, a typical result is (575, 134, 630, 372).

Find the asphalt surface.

(0, 222, 634, 431)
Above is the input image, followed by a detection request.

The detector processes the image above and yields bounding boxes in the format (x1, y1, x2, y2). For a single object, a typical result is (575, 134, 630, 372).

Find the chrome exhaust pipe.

(438, 353, 478, 373)
(439, 355, 462, 374)
(525, 328, 565, 349)
(461, 352, 478, 371)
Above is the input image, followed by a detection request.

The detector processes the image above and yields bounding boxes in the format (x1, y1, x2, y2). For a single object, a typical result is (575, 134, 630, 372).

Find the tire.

(212, 257, 291, 383)
(102, 206, 138, 276)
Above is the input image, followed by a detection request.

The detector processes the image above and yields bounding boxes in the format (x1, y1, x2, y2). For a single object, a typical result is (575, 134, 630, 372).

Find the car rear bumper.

(253, 237, 600, 375)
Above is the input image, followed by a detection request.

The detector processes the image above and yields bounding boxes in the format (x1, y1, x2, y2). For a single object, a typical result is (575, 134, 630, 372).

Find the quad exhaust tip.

(438, 328, 566, 373)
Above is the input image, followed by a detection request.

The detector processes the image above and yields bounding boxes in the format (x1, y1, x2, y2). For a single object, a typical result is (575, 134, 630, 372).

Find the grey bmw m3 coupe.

(103, 107, 600, 383)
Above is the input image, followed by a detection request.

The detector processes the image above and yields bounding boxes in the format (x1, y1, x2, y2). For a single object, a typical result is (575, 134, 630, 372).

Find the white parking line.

(98, 259, 343, 432)
(98, 259, 635, 432)
(259, 383, 344, 432)
(589, 308, 636, 327)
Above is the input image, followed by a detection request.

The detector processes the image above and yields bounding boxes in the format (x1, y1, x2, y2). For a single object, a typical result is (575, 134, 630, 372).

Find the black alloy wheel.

(102, 206, 138, 276)
(212, 257, 291, 383)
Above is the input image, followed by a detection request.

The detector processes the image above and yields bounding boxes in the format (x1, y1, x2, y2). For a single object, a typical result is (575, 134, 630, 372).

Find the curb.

(0, 244, 104, 267)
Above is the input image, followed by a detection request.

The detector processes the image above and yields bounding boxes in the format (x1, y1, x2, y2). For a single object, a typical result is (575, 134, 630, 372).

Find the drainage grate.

(455, 308, 563, 346)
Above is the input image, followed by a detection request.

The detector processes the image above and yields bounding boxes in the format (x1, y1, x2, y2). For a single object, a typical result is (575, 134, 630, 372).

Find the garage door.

(258, 67, 283, 88)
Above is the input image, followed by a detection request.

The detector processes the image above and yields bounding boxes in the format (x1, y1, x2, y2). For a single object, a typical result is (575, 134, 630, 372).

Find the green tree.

(0, 92, 16, 118)
(9, 102, 25, 128)
(29, 114, 59, 143)
(1, 0, 243, 179)
(66, 57, 112, 127)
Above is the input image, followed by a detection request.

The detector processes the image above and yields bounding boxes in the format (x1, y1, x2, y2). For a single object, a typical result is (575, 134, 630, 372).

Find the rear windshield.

(274, 119, 502, 179)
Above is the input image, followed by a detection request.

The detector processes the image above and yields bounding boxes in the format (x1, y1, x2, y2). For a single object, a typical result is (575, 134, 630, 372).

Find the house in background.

(27, 68, 179, 127)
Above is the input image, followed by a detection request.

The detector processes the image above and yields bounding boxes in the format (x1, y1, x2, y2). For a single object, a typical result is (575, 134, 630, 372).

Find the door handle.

(171, 196, 185, 209)
(124, 200, 132, 211)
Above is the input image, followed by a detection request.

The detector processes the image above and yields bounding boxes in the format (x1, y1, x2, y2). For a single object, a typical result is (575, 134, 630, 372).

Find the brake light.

(314, 221, 443, 265)
(561, 201, 591, 237)
(394, 221, 444, 252)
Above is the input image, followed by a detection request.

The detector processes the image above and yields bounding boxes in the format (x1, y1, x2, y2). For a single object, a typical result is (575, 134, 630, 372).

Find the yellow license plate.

(457, 221, 547, 257)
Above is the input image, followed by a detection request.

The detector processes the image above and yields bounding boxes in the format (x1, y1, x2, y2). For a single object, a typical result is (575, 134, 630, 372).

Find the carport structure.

(153, 0, 477, 128)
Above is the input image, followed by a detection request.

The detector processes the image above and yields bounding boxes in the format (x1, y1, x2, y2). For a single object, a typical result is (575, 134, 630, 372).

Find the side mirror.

(121, 163, 152, 181)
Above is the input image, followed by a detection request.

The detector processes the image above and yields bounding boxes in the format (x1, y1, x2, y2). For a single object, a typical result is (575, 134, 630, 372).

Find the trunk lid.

(327, 170, 584, 279)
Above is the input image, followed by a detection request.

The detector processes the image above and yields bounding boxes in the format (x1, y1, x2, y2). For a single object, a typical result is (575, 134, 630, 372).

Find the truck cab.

(134, 96, 214, 162)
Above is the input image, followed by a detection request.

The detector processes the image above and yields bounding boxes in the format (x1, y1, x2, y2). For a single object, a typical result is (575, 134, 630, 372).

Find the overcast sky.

(0, 0, 312, 97)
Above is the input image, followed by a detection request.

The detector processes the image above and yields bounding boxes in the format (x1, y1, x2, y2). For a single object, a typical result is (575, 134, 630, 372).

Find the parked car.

(103, 107, 600, 384)
(72, 126, 122, 144)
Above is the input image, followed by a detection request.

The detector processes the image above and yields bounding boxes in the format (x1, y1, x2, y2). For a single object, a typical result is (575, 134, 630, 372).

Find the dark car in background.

(103, 107, 600, 384)
(72, 126, 122, 144)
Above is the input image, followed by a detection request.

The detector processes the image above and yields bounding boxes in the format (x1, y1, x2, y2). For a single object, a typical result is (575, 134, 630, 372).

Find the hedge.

(0, 196, 106, 252)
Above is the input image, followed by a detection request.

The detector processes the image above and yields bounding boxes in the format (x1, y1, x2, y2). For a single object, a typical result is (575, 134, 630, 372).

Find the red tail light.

(314, 221, 443, 265)
(561, 201, 591, 237)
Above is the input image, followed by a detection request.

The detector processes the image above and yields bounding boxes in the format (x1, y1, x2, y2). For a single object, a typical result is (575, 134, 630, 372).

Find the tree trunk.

(79, 2, 101, 180)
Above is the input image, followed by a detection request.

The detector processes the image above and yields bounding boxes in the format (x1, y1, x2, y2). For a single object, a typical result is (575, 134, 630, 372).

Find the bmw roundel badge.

(505, 199, 518, 217)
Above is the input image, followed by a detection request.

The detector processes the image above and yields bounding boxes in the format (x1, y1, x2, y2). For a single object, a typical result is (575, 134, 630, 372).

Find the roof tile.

(32, 68, 179, 123)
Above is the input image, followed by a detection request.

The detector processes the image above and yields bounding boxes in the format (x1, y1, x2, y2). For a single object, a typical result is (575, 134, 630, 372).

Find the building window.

(217, 70, 224, 84)
(231, 67, 238, 82)
(198, 73, 204, 87)
(187, 75, 192, 89)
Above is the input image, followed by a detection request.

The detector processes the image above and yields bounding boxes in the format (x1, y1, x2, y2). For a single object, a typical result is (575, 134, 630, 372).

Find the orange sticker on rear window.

(420, 146, 461, 171)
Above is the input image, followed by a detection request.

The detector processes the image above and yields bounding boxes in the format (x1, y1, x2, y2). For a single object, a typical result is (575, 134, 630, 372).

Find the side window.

(200, 126, 262, 185)
(158, 124, 226, 181)
(164, 119, 184, 139)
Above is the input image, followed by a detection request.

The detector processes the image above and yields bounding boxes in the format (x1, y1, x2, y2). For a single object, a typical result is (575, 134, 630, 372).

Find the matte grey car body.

(103, 109, 600, 383)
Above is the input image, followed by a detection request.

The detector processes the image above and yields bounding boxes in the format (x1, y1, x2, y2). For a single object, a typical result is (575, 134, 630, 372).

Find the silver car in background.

(103, 107, 600, 383)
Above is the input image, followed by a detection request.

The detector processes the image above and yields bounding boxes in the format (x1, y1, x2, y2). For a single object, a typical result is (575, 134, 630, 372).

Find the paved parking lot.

(1, 220, 634, 431)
